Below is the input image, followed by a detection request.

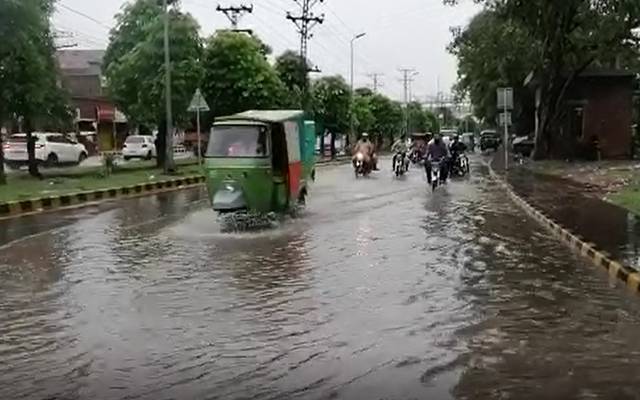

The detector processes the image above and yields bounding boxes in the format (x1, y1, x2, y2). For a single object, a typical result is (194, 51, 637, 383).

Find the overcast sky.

(53, 0, 480, 102)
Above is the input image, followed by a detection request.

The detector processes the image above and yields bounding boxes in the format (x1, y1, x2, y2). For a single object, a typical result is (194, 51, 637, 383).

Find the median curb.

(0, 175, 206, 220)
(487, 163, 640, 294)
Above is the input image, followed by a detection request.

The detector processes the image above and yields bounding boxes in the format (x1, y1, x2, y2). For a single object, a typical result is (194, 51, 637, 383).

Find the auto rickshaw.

(204, 110, 316, 215)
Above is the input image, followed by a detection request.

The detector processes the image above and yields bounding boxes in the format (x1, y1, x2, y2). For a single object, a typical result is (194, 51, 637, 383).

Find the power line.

(57, 3, 112, 31)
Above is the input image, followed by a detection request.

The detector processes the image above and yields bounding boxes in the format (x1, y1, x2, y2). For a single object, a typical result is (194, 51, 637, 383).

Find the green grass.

(0, 163, 204, 203)
(609, 186, 640, 215)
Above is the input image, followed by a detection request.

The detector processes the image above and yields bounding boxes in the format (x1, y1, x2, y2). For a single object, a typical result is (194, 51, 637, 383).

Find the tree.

(425, 110, 440, 134)
(311, 76, 351, 158)
(407, 101, 429, 134)
(369, 94, 404, 148)
(449, 10, 536, 135)
(275, 50, 308, 108)
(104, 0, 203, 168)
(351, 94, 375, 136)
(0, 0, 71, 180)
(447, 0, 640, 158)
(201, 32, 285, 119)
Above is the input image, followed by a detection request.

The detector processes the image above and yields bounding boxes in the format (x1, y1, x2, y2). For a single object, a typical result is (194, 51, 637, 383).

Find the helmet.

(453, 134, 460, 141)
(361, 132, 370, 138)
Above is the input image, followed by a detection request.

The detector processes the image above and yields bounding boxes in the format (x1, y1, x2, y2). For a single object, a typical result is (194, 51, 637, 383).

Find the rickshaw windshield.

(206, 125, 269, 158)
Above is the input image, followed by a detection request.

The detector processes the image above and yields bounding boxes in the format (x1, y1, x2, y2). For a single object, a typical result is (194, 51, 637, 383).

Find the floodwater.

(2, 158, 640, 400)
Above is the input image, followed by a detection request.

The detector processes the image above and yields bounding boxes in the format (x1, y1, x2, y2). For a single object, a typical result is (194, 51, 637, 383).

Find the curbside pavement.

(0, 175, 206, 221)
(487, 163, 640, 294)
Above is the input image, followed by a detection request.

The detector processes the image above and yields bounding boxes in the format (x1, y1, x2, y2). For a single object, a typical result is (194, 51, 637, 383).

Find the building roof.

(525, 68, 637, 87)
(56, 49, 105, 76)
(217, 110, 305, 123)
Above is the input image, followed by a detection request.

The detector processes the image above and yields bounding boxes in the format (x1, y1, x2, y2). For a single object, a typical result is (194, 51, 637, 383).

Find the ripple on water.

(2, 163, 640, 399)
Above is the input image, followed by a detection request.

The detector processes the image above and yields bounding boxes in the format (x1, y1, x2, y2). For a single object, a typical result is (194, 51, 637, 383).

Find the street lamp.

(350, 32, 366, 142)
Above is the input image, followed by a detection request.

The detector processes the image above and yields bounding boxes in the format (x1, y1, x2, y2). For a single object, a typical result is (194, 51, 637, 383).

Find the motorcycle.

(353, 152, 372, 178)
(430, 160, 443, 191)
(451, 153, 470, 177)
(393, 152, 408, 177)
(409, 149, 424, 166)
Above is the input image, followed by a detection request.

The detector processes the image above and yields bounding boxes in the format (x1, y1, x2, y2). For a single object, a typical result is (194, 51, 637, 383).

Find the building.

(525, 69, 636, 160)
(56, 50, 127, 154)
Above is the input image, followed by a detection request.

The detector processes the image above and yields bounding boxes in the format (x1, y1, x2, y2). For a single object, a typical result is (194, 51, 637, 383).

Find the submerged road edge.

(0, 158, 352, 221)
(0, 175, 207, 221)
(487, 162, 640, 295)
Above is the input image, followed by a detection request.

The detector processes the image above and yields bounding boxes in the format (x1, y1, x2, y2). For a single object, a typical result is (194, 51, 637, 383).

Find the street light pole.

(349, 32, 366, 142)
(163, 0, 174, 173)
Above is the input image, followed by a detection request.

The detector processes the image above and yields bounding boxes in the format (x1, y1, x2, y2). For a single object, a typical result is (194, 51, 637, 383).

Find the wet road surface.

(2, 157, 640, 400)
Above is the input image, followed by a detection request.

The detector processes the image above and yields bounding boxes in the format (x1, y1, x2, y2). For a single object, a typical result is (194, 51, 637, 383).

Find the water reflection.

(1, 162, 640, 399)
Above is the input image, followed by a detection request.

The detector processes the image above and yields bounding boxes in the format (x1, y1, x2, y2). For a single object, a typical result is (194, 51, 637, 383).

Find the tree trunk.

(330, 131, 336, 160)
(0, 131, 5, 185)
(156, 120, 166, 169)
(319, 131, 325, 159)
(24, 118, 42, 179)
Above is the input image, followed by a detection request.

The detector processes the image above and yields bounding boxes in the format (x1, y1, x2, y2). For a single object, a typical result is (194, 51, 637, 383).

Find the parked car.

(122, 135, 156, 160)
(480, 130, 500, 152)
(4, 132, 88, 169)
(461, 132, 476, 152)
(512, 135, 535, 157)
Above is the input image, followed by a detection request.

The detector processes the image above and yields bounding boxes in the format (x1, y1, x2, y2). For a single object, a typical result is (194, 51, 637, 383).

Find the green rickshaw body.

(204, 110, 316, 214)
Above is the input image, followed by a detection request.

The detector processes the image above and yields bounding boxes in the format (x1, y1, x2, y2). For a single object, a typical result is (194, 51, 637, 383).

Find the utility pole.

(399, 68, 418, 135)
(287, 0, 325, 109)
(163, 0, 175, 173)
(216, 4, 253, 30)
(367, 73, 384, 93)
(350, 33, 366, 141)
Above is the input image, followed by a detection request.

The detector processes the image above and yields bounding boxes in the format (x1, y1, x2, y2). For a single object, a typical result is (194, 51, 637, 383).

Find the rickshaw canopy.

(216, 110, 305, 124)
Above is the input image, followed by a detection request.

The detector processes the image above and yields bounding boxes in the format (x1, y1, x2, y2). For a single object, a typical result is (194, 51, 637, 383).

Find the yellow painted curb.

(487, 162, 640, 296)
(0, 175, 205, 221)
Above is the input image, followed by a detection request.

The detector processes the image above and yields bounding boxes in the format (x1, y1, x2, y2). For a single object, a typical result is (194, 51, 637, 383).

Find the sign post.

(497, 87, 514, 170)
(188, 89, 210, 165)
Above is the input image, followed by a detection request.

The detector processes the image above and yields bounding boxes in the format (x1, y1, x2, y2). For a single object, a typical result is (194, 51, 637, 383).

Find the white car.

(122, 135, 156, 160)
(3, 132, 88, 169)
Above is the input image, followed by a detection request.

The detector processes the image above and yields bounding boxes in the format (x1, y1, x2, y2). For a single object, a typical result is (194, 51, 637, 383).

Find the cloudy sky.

(53, 0, 480, 102)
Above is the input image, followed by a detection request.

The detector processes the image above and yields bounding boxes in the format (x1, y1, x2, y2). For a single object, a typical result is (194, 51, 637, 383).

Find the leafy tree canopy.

(0, 0, 71, 128)
(311, 75, 351, 133)
(351, 93, 375, 135)
(275, 50, 308, 108)
(369, 94, 404, 140)
(201, 32, 286, 118)
(446, 0, 640, 157)
(104, 0, 203, 127)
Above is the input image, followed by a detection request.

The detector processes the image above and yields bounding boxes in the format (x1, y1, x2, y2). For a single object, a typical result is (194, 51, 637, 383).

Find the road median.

(0, 174, 206, 220)
(0, 157, 350, 219)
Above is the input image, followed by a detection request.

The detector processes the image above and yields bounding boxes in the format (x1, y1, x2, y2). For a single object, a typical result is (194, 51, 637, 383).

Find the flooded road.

(2, 158, 640, 400)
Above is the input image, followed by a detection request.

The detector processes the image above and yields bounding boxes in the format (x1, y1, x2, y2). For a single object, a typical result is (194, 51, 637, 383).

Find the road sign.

(188, 88, 210, 112)
(499, 112, 512, 127)
(188, 88, 209, 166)
(497, 87, 514, 110)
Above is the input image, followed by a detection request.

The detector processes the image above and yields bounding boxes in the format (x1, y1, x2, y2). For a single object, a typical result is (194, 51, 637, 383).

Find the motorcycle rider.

(424, 133, 450, 184)
(391, 135, 408, 172)
(352, 132, 378, 171)
(449, 134, 468, 174)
